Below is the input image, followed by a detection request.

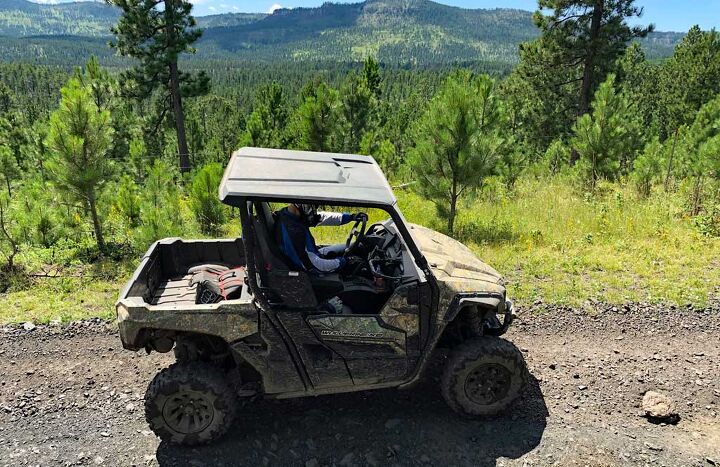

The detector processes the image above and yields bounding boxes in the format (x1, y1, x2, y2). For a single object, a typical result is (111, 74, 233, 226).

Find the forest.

(0, 0, 685, 64)
(0, 0, 719, 323)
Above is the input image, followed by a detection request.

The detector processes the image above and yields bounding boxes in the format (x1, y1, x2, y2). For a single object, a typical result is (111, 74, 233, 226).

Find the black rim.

(464, 363, 512, 406)
(161, 389, 215, 434)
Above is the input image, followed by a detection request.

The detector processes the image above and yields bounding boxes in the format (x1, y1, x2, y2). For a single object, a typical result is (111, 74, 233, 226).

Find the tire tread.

(441, 337, 528, 417)
(145, 362, 238, 445)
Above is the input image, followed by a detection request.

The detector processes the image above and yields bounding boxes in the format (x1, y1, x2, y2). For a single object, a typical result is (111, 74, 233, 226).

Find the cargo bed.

(119, 238, 250, 307)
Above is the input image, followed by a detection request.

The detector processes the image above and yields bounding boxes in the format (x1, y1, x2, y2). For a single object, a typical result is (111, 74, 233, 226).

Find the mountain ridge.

(0, 0, 685, 65)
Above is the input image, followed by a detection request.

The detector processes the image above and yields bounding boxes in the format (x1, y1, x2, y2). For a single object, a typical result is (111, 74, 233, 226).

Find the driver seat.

(248, 201, 317, 308)
(249, 202, 345, 307)
(265, 202, 345, 301)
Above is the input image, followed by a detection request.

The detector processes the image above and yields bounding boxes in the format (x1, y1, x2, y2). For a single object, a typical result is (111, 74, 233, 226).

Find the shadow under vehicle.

(116, 147, 529, 445)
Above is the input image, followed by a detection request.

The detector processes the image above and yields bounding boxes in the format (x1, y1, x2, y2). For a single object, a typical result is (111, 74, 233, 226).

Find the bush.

(189, 163, 228, 236)
(693, 201, 720, 237)
(135, 161, 182, 249)
(543, 139, 570, 175)
(631, 138, 664, 198)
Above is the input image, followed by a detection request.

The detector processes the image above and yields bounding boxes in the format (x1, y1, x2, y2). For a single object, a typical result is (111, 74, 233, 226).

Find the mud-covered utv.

(116, 147, 527, 445)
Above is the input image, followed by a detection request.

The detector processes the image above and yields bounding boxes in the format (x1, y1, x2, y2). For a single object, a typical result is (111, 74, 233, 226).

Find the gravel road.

(1, 304, 719, 466)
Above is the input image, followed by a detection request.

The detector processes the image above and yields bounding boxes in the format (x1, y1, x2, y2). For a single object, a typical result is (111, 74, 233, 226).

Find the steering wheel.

(344, 214, 367, 257)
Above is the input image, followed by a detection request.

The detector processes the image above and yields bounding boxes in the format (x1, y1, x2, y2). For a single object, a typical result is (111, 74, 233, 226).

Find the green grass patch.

(0, 259, 134, 324)
(2, 175, 718, 324)
(397, 176, 720, 308)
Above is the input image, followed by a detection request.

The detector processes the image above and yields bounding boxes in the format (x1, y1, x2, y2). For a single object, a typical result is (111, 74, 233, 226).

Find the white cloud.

(268, 3, 282, 13)
(29, 0, 61, 4)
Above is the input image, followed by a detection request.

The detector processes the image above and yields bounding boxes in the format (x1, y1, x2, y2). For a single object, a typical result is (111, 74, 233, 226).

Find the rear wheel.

(441, 337, 527, 417)
(145, 362, 238, 445)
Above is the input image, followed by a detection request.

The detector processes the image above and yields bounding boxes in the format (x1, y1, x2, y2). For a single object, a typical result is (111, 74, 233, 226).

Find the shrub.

(631, 137, 664, 198)
(135, 161, 182, 249)
(189, 163, 228, 236)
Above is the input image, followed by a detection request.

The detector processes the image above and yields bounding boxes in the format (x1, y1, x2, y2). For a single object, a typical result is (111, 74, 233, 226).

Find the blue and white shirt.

(275, 208, 354, 273)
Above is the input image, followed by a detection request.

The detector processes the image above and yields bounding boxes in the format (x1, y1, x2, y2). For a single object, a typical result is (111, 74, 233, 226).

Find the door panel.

(276, 312, 353, 389)
(276, 283, 422, 388)
(306, 315, 408, 384)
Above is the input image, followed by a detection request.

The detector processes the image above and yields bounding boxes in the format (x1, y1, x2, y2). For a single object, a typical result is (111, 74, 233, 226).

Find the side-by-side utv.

(116, 147, 528, 445)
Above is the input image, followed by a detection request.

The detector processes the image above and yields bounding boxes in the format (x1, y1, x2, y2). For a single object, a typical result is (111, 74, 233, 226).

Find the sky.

(29, 0, 720, 32)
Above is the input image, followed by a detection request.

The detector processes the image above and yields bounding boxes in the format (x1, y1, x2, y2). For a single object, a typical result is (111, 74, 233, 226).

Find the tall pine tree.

(512, 0, 652, 151)
(46, 78, 114, 252)
(109, 0, 209, 172)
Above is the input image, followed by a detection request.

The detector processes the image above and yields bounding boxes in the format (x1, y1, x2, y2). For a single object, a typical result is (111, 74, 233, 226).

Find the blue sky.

(32, 0, 720, 32)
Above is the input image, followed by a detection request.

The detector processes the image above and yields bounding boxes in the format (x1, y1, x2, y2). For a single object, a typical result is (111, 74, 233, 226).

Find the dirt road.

(1, 304, 719, 466)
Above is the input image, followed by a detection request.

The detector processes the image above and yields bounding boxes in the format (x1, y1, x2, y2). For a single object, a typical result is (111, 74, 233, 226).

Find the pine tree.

(679, 95, 720, 214)
(189, 163, 227, 236)
(0, 145, 19, 197)
(511, 0, 652, 151)
(571, 74, 635, 190)
(361, 56, 382, 99)
(15, 180, 67, 248)
(46, 78, 114, 252)
(0, 82, 14, 115)
(240, 82, 288, 149)
(288, 82, 341, 152)
(544, 139, 571, 175)
(136, 160, 182, 248)
(340, 73, 374, 153)
(409, 72, 505, 234)
(0, 194, 19, 269)
(657, 27, 720, 190)
(631, 137, 664, 198)
(115, 175, 141, 229)
(109, 0, 210, 172)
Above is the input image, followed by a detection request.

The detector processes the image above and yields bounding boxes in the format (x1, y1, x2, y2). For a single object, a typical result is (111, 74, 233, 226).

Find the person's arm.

(316, 211, 368, 226)
(316, 211, 354, 226)
(306, 249, 345, 272)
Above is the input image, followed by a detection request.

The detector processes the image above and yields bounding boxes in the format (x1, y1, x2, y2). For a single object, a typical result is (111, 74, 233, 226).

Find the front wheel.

(441, 337, 528, 417)
(145, 362, 238, 445)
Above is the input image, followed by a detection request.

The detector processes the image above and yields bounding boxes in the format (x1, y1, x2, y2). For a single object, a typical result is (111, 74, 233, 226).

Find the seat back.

(248, 201, 317, 309)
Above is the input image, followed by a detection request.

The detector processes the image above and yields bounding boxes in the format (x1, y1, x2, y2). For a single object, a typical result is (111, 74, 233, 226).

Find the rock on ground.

(642, 390, 678, 420)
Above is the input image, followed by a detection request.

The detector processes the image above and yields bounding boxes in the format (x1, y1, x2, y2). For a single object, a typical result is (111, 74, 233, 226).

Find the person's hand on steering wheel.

(344, 212, 368, 257)
(353, 212, 368, 223)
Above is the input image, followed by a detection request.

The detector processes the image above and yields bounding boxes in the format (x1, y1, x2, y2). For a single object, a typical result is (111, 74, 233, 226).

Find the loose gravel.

(1, 304, 719, 466)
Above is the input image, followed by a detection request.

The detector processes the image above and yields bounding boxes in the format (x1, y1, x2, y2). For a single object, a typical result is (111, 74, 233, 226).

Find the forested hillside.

(0, 0, 263, 37)
(0, 0, 120, 37)
(199, 0, 537, 63)
(0, 0, 683, 65)
(0, 0, 718, 324)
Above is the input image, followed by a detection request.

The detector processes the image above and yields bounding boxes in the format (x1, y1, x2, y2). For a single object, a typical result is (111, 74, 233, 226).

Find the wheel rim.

(161, 388, 216, 434)
(464, 363, 512, 406)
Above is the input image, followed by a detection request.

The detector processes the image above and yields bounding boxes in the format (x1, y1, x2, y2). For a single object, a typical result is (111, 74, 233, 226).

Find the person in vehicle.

(275, 203, 367, 273)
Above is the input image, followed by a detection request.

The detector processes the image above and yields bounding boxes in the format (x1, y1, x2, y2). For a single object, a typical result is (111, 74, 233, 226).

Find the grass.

(1, 174, 717, 324)
(397, 175, 720, 308)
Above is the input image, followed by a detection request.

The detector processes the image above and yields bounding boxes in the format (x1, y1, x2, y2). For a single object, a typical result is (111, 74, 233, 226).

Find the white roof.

(219, 147, 397, 206)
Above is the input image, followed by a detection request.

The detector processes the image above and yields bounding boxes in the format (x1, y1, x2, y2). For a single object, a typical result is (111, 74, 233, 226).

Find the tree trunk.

(572, 0, 604, 164)
(691, 175, 703, 216)
(0, 199, 18, 269)
(578, 0, 604, 118)
(169, 61, 190, 173)
(88, 191, 105, 253)
(165, 0, 191, 173)
(664, 127, 679, 192)
(448, 178, 458, 236)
